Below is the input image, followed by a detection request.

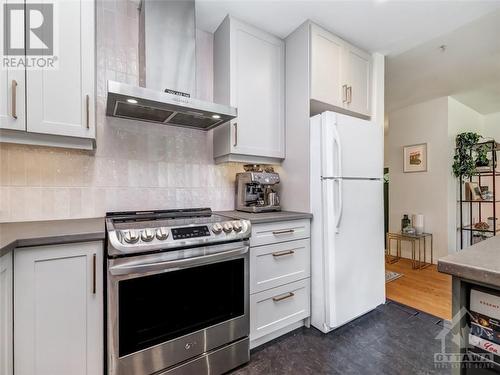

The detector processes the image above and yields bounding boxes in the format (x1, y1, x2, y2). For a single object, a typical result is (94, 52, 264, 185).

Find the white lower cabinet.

(250, 278, 310, 341)
(250, 219, 310, 247)
(0, 251, 13, 375)
(14, 242, 103, 375)
(250, 239, 310, 294)
(249, 220, 311, 348)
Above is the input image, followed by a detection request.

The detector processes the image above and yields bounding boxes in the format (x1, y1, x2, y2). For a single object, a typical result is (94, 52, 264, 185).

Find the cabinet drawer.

(250, 239, 310, 294)
(250, 278, 310, 341)
(250, 219, 310, 247)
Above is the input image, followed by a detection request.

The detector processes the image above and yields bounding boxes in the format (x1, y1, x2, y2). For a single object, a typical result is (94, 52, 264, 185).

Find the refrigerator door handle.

(335, 178, 343, 233)
(332, 124, 342, 178)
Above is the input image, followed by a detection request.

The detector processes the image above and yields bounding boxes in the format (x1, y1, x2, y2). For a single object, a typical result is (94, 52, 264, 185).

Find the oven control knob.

(212, 223, 223, 234)
(232, 221, 243, 232)
(156, 227, 169, 240)
(141, 228, 155, 242)
(222, 222, 233, 233)
(123, 230, 139, 244)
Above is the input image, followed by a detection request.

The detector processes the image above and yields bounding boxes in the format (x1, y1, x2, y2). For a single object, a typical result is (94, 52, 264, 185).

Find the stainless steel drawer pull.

(92, 253, 96, 294)
(272, 229, 295, 235)
(272, 250, 295, 258)
(347, 86, 352, 104)
(12, 80, 18, 119)
(86, 94, 90, 129)
(233, 123, 238, 147)
(342, 84, 347, 103)
(272, 292, 295, 302)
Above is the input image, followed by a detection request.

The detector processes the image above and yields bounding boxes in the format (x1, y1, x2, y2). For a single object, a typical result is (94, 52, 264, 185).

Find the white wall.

(483, 112, 500, 140)
(386, 97, 449, 262)
(0, 0, 241, 222)
(386, 97, 487, 260)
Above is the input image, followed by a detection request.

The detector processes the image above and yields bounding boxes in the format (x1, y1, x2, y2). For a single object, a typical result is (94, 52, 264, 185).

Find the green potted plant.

(475, 145, 490, 168)
(452, 132, 482, 179)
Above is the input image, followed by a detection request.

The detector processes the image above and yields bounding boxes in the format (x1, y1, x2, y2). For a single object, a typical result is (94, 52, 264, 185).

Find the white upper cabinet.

(0, 0, 26, 131)
(343, 45, 371, 117)
(14, 242, 103, 375)
(310, 25, 344, 109)
(0, 0, 95, 149)
(27, 0, 95, 139)
(310, 24, 372, 118)
(213, 16, 285, 164)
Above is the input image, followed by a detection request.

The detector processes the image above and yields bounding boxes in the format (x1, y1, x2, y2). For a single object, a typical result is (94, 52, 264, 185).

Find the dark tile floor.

(231, 301, 453, 375)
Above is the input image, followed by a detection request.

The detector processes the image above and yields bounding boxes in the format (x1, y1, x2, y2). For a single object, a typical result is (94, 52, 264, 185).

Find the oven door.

(107, 241, 249, 375)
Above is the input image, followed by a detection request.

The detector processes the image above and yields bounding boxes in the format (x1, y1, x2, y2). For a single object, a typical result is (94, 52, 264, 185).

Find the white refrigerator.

(310, 111, 386, 333)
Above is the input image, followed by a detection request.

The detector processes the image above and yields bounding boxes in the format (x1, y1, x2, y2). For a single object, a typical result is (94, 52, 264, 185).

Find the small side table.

(386, 232, 433, 270)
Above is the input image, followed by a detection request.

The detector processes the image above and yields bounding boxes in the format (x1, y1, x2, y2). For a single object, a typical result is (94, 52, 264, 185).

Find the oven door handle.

(109, 246, 248, 276)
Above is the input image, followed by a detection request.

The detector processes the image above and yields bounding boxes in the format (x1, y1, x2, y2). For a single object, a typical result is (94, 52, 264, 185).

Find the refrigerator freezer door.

(320, 111, 383, 179)
(322, 178, 385, 330)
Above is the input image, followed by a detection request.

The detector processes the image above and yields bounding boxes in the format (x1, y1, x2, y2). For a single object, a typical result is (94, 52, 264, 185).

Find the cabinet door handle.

(272, 229, 294, 235)
(86, 95, 90, 129)
(347, 86, 352, 104)
(272, 250, 295, 258)
(342, 84, 347, 103)
(233, 122, 238, 147)
(92, 253, 96, 294)
(272, 292, 295, 302)
(11, 80, 18, 119)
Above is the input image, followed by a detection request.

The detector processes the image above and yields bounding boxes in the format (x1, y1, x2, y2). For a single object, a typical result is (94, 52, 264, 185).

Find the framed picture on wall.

(403, 143, 428, 173)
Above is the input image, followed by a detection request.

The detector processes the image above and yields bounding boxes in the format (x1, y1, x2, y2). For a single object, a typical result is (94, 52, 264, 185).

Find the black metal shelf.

(461, 224, 500, 233)
(459, 139, 498, 249)
(459, 200, 500, 203)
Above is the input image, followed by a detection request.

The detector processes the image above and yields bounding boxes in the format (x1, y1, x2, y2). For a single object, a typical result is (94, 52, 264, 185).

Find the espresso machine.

(236, 165, 281, 213)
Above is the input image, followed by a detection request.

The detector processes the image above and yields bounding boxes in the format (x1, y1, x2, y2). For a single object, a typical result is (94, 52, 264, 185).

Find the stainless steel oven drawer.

(158, 337, 249, 375)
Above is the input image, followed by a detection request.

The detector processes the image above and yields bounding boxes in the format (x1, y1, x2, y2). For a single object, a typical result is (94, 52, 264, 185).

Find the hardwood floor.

(385, 257, 452, 320)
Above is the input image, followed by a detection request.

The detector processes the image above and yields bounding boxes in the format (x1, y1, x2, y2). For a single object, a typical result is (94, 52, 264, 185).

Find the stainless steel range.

(105, 208, 251, 375)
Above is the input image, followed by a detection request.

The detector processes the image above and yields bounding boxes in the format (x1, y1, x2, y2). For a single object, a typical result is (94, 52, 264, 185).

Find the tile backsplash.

(0, 0, 241, 222)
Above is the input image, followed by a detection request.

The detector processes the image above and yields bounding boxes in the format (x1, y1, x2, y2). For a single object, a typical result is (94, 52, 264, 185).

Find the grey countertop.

(0, 218, 106, 256)
(218, 210, 312, 224)
(0, 210, 312, 256)
(438, 236, 500, 287)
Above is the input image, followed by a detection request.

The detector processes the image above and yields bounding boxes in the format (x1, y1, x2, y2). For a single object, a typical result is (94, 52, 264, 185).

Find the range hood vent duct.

(105, 0, 236, 130)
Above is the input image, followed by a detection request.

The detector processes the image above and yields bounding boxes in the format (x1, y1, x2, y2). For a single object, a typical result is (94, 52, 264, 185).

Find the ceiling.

(195, 0, 500, 56)
(196, 1, 500, 117)
(386, 9, 500, 115)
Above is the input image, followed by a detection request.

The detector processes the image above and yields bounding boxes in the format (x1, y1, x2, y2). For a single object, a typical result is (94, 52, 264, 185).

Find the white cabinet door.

(213, 16, 285, 163)
(0, 0, 25, 131)
(14, 242, 103, 375)
(0, 252, 13, 375)
(250, 239, 310, 294)
(250, 278, 310, 341)
(230, 19, 285, 159)
(26, 0, 95, 138)
(343, 45, 371, 117)
(310, 24, 344, 108)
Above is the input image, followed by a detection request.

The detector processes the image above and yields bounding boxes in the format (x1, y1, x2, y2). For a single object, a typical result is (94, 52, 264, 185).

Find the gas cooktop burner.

(105, 208, 251, 257)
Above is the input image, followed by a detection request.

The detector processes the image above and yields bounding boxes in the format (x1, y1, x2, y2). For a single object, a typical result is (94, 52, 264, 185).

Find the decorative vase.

(413, 214, 424, 235)
(401, 214, 411, 232)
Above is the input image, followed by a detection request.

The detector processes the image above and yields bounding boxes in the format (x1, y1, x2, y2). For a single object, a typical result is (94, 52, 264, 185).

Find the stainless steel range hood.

(105, 0, 237, 130)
